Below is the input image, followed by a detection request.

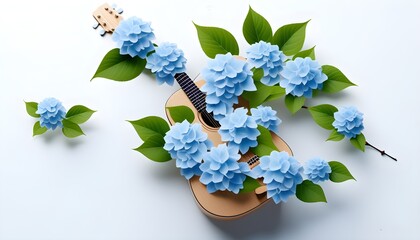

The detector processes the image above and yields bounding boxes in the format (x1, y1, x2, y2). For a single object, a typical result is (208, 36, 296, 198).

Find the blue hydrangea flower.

(250, 151, 303, 204)
(218, 108, 260, 154)
(204, 93, 235, 121)
(332, 106, 364, 139)
(280, 57, 328, 98)
(36, 98, 66, 130)
(163, 120, 212, 180)
(246, 41, 286, 86)
(201, 53, 256, 120)
(199, 144, 250, 194)
(304, 158, 332, 183)
(112, 16, 155, 58)
(146, 42, 187, 85)
(251, 105, 282, 133)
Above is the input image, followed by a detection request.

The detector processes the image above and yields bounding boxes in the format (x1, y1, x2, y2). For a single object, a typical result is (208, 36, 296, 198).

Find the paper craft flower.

(112, 16, 155, 58)
(304, 158, 331, 183)
(146, 42, 187, 85)
(246, 41, 286, 86)
(251, 105, 282, 133)
(204, 93, 235, 121)
(218, 107, 260, 154)
(201, 53, 256, 120)
(332, 106, 364, 139)
(163, 120, 212, 180)
(36, 98, 66, 130)
(251, 151, 303, 204)
(280, 57, 328, 98)
(199, 144, 250, 194)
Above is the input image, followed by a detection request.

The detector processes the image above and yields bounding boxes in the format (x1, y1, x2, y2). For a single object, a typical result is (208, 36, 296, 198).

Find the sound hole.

(200, 111, 220, 128)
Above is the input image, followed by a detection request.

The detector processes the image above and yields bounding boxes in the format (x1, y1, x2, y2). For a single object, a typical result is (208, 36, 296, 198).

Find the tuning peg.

(92, 22, 99, 29)
(99, 28, 106, 36)
(116, 8, 123, 14)
(111, 3, 117, 9)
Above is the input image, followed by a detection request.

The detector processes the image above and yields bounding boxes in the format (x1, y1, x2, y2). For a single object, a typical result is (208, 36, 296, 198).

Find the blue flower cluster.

(304, 158, 331, 183)
(112, 16, 155, 58)
(251, 151, 303, 204)
(246, 41, 286, 86)
(218, 108, 260, 154)
(36, 98, 66, 130)
(199, 144, 250, 194)
(163, 120, 212, 180)
(280, 57, 328, 98)
(201, 53, 256, 120)
(251, 105, 281, 133)
(146, 42, 187, 85)
(332, 106, 364, 139)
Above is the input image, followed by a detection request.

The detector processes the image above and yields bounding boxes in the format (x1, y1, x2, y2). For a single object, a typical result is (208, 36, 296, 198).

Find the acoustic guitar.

(92, 4, 293, 219)
(165, 72, 293, 220)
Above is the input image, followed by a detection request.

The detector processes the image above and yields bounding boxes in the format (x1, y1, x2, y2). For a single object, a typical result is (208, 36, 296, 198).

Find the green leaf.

(91, 48, 146, 81)
(242, 6, 272, 44)
(308, 104, 338, 130)
(327, 129, 345, 141)
(321, 65, 356, 93)
(296, 180, 327, 203)
(328, 161, 355, 183)
(284, 95, 305, 114)
(293, 46, 316, 60)
(134, 135, 172, 162)
(194, 23, 239, 58)
(166, 106, 195, 123)
(242, 68, 285, 108)
(262, 86, 286, 103)
(128, 116, 170, 141)
(272, 20, 310, 56)
(62, 119, 85, 138)
(33, 121, 47, 136)
(350, 133, 366, 152)
(25, 101, 40, 118)
(251, 125, 278, 157)
(239, 177, 261, 193)
(65, 105, 96, 124)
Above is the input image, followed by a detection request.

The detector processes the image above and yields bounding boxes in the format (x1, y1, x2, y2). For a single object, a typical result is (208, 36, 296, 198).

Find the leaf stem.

(365, 141, 397, 161)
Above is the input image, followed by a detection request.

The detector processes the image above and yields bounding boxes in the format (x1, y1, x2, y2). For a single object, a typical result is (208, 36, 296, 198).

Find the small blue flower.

(201, 53, 256, 120)
(218, 108, 260, 154)
(204, 93, 235, 121)
(112, 16, 155, 58)
(199, 144, 250, 194)
(163, 120, 212, 180)
(280, 57, 328, 98)
(36, 98, 66, 130)
(332, 106, 364, 139)
(246, 41, 286, 86)
(251, 105, 282, 133)
(146, 42, 187, 85)
(304, 158, 332, 183)
(250, 151, 303, 204)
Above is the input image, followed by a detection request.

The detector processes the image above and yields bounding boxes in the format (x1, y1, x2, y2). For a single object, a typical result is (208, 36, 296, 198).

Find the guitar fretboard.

(174, 73, 206, 112)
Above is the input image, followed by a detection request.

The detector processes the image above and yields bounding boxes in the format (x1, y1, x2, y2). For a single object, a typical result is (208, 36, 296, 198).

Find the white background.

(1, 0, 419, 239)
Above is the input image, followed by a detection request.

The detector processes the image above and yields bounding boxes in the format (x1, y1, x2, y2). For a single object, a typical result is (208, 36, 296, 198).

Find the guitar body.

(165, 80, 293, 220)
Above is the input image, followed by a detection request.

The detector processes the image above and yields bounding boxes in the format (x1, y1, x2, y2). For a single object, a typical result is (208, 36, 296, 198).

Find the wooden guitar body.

(165, 80, 293, 220)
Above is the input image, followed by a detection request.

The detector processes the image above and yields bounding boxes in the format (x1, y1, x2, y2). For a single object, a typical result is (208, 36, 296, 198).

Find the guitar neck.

(174, 73, 207, 112)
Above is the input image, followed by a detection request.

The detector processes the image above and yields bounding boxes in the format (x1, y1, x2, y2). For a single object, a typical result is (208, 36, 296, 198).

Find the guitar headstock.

(92, 3, 123, 36)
